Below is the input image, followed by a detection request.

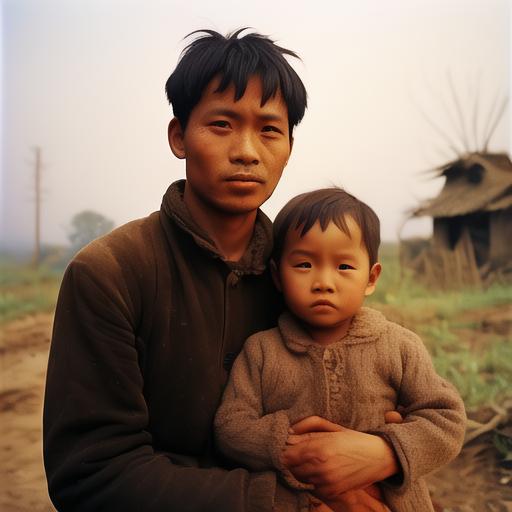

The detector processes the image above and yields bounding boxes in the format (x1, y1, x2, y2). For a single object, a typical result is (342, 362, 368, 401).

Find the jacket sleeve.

(371, 327, 466, 491)
(214, 335, 313, 492)
(43, 249, 276, 512)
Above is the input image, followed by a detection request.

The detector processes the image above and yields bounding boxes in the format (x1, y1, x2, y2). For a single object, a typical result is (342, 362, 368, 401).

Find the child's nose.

(312, 271, 335, 293)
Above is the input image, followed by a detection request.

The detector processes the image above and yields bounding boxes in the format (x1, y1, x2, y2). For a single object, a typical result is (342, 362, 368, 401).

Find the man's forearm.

(370, 434, 400, 483)
(45, 444, 277, 512)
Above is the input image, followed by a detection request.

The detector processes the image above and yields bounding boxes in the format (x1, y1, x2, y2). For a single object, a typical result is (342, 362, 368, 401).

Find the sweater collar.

(160, 180, 273, 275)
(278, 307, 387, 354)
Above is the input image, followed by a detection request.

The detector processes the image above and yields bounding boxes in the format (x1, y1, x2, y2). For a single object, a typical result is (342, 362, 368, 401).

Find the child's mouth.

(310, 300, 336, 309)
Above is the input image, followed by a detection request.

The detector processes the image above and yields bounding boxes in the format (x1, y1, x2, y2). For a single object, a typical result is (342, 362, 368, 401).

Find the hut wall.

(432, 218, 450, 248)
(466, 212, 490, 267)
(409, 224, 481, 289)
(489, 207, 512, 268)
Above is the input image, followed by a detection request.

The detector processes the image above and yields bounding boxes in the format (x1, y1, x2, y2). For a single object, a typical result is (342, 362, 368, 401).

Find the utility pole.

(32, 146, 41, 268)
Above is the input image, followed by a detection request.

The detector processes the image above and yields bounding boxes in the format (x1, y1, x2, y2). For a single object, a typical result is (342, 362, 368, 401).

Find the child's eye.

(339, 264, 354, 270)
(294, 262, 311, 269)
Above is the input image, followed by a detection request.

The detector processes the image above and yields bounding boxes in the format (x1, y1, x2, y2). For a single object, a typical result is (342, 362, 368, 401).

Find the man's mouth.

(225, 173, 265, 183)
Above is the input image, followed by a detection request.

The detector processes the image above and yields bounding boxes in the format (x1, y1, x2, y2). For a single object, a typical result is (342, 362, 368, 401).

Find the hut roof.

(413, 153, 512, 218)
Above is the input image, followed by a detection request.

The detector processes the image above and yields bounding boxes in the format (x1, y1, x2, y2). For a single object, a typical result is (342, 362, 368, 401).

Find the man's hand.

(281, 416, 400, 501)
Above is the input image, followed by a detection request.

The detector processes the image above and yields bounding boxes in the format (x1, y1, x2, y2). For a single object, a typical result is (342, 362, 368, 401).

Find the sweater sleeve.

(214, 335, 313, 492)
(371, 327, 466, 491)
(43, 250, 276, 512)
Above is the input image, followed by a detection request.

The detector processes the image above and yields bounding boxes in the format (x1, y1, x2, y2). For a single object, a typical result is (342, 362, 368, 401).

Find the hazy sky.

(1, 0, 510, 250)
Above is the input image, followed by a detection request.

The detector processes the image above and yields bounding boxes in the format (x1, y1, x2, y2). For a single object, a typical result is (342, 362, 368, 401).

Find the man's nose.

(312, 270, 335, 293)
(230, 131, 260, 166)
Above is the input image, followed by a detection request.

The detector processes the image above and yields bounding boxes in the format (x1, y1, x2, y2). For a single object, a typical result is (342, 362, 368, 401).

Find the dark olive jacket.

(43, 180, 282, 511)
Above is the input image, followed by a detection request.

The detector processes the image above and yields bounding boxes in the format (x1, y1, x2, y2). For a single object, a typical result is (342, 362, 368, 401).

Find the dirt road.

(1, 313, 511, 511)
(1, 313, 55, 512)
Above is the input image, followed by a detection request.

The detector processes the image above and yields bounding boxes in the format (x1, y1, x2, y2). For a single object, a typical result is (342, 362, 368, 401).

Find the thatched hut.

(402, 152, 512, 288)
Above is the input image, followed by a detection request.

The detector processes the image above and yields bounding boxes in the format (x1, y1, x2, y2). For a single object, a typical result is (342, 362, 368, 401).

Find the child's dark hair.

(165, 28, 307, 137)
(273, 188, 381, 267)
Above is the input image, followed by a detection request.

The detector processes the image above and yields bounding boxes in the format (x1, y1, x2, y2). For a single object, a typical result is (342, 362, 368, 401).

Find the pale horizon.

(1, 0, 510, 251)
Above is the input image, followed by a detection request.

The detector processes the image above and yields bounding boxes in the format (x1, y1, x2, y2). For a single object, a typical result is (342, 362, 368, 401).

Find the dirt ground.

(1, 313, 55, 512)
(1, 313, 511, 512)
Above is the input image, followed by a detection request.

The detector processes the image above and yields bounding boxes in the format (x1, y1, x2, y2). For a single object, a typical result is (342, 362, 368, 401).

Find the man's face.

(168, 76, 292, 218)
(274, 218, 381, 344)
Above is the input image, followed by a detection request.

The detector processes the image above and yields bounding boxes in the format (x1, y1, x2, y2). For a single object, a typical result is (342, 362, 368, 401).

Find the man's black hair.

(273, 188, 381, 267)
(165, 28, 307, 136)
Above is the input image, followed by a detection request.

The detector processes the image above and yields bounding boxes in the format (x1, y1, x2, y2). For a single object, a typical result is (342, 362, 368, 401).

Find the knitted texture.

(214, 307, 466, 512)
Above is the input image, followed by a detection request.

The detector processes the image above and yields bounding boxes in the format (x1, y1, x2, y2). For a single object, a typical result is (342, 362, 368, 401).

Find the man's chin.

(215, 201, 264, 216)
(213, 193, 272, 216)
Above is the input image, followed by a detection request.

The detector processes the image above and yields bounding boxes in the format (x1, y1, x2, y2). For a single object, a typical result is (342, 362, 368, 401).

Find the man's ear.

(365, 262, 382, 297)
(168, 117, 186, 159)
(270, 259, 282, 292)
(287, 136, 294, 163)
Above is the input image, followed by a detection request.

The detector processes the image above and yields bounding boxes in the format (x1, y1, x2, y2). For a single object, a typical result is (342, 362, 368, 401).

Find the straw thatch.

(402, 152, 512, 289)
(413, 153, 512, 218)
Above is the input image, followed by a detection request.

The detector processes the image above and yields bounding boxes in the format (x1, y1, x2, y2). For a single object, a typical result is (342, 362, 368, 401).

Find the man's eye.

(211, 120, 230, 128)
(339, 264, 354, 270)
(262, 125, 281, 133)
(294, 262, 311, 268)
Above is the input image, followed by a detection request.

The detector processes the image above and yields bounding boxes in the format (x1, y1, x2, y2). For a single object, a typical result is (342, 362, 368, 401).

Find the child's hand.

(323, 488, 392, 512)
(308, 495, 335, 511)
(383, 411, 403, 424)
(289, 416, 344, 434)
(309, 484, 389, 512)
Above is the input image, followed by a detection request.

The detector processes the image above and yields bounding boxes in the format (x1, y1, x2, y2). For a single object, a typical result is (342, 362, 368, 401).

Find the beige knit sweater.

(214, 307, 466, 512)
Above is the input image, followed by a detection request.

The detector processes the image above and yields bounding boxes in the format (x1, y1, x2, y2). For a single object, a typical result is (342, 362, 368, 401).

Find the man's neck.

(184, 191, 258, 262)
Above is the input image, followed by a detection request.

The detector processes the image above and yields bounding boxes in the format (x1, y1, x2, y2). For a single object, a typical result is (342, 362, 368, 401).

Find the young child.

(214, 188, 466, 512)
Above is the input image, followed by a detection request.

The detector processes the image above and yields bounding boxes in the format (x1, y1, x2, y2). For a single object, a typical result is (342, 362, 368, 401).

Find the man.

(43, 29, 398, 511)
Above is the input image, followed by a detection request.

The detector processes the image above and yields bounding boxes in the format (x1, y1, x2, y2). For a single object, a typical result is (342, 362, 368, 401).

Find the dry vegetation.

(368, 244, 512, 511)
(1, 248, 511, 511)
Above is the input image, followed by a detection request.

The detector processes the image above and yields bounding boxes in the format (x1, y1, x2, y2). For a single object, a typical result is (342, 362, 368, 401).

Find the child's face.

(273, 218, 381, 344)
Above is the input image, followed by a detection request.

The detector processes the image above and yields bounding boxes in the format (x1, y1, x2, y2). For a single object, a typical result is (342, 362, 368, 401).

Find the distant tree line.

(68, 210, 115, 253)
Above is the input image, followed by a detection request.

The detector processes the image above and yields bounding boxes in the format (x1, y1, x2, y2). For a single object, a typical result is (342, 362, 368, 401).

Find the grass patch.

(0, 260, 63, 323)
(1, 245, 510, 409)
(369, 243, 512, 409)
(422, 323, 512, 408)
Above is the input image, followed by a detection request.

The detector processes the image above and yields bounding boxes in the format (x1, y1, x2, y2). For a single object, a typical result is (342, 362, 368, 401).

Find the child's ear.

(168, 117, 186, 159)
(365, 262, 382, 297)
(270, 259, 282, 292)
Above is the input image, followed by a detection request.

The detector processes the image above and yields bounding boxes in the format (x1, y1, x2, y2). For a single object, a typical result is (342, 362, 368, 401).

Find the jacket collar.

(278, 307, 387, 354)
(160, 180, 273, 275)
